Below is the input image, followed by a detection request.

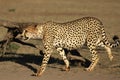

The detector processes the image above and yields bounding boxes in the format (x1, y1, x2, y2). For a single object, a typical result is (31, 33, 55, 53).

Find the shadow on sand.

(0, 50, 91, 73)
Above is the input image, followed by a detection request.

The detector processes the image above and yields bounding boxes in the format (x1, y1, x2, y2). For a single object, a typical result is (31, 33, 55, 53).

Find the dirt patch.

(0, 0, 120, 80)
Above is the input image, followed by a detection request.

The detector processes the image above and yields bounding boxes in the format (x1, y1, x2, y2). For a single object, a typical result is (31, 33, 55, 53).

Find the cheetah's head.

(17, 25, 44, 41)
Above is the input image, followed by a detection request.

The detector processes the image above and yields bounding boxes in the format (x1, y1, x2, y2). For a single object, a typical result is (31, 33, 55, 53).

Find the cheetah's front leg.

(35, 53, 51, 76)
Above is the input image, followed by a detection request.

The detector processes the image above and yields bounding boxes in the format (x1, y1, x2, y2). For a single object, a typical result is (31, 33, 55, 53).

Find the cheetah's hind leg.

(103, 45, 113, 61)
(97, 41, 113, 61)
(85, 45, 99, 71)
(57, 48, 70, 71)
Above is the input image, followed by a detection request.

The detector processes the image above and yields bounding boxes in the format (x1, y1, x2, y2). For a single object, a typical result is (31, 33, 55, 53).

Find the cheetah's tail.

(104, 35, 120, 48)
(110, 35, 120, 48)
(101, 26, 120, 48)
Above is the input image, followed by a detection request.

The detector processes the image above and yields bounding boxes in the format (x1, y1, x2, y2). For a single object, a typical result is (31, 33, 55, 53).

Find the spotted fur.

(20, 17, 119, 76)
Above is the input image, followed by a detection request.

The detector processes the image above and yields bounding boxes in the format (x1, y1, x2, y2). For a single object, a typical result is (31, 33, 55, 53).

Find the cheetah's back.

(53, 17, 104, 49)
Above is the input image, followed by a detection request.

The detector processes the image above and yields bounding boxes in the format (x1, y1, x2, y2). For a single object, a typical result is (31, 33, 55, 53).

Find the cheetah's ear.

(36, 25, 44, 39)
(36, 25, 43, 31)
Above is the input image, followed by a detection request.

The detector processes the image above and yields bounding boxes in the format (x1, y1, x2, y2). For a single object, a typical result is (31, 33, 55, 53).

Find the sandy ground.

(0, 0, 120, 80)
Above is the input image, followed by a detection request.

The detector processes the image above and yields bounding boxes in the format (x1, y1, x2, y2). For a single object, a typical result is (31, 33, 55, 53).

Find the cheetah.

(18, 17, 120, 76)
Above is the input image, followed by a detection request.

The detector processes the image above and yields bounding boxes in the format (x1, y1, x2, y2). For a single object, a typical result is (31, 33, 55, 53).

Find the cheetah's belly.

(53, 35, 86, 50)
(65, 36, 86, 49)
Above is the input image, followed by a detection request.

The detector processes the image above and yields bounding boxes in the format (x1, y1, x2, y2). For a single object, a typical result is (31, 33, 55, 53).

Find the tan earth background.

(0, 0, 120, 80)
